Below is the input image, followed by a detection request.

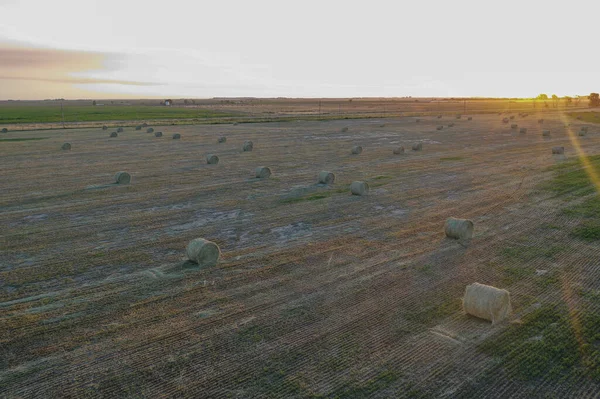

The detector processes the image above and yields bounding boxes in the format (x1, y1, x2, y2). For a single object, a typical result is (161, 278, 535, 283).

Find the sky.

(0, 0, 598, 100)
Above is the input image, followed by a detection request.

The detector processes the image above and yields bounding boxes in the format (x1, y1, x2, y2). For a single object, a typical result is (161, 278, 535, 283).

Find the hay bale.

(577, 116, 582, 120)
(463, 282, 512, 324)
(117, 127, 124, 133)
(502, 118, 509, 124)
(318, 171, 335, 184)
(510, 116, 515, 120)
(147, 128, 154, 133)
(416, 119, 421, 123)
(448, 123, 454, 127)
(542, 130, 551, 137)
(114, 171, 131, 184)
(538, 119, 544, 124)
(468, 117, 472, 121)
(186, 238, 220, 267)
(102, 125, 108, 130)
(437, 115, 442, 119)
(135, 125, 142, 131)
(519, 128, 527, 134)
(110, 132, 118, 137)
(578, 130, 586, 137)
(581, 126, 589, 133)
(155, 131, 163, 137)
(1, 128, 8, 133)
(436, 125, 443, 130)
(242, 140, 253, 151)
(456, 115, 462, 119)
(341, 127, 349, 132)
(444, 217, 474, 240)
(172, 133, 181, 140)
(351, 145, 363, 155)
(218, 136, 226, 143)
(206, 154, 219, 164)
(379, 124, 386, 128)
(255, 166, 272, 178)
(61, 142, 71, 150)
(510, 124, 518, 129)
(412, 143, 423, 151)
(393, 146, 405, 155)
(142, 123, 148, 127)
(552, 146, 564, 154)
(350, 181, 369, 196)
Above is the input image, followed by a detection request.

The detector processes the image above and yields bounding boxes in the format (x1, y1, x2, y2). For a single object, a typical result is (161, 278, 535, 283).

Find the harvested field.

(2, 113, 600, 398)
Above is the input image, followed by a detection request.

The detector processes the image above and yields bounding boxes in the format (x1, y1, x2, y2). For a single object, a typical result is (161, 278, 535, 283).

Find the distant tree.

(551, 94, 559, 108)
(184, 99, 189, 105)
(537, 93, 549, 100)
(191, 99, 196, 105)
(574, 96, 581, 106)
(92, 100, 97, 106)
(590, 93, 600, 107)
(564, 96, 572, 107)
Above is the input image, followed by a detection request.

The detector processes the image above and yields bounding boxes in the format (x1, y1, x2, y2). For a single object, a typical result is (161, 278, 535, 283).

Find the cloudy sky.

(0, 0, 597, 99)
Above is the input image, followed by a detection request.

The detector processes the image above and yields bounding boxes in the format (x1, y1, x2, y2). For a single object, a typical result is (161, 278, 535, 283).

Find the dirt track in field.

(2, 113, 600, 398)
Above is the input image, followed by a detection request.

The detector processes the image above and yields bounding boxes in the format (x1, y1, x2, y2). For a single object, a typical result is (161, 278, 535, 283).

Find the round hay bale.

(538, 119, 544, 124)
(147, 128, 154, 133)
(117, 127, 124, 133)
(255, 166, 272, 178)
(1, 128, 8, 133)
(467, 117, 472, 121)
(379, 124, 386, 128)
(341, 127, 349, 132)
(509, 116, 515, 120)
(318, 171, 335, 184)
(437, 115, 442, 119)
(102, 125, 108, 130)
(436, 125, 443, 130)
(552, 146, 564, 154)
(135, 125, 142, 131)
(542, 130, 551, 137)
(110, 132, 118, 137)
(448, 123, 454, 127)
(142, 123, 148, 127)
(456, 115, 462, 119)
(577, 116, 582, 120)
(416, 119, 421, 123)
(351, 145, 363, 155)
(444, 217, 474, 240)
(502, 118, 509, 124)
(172, 133, 181, 140)
(61, 142, 71, 150)
(510, 124, 518, 129)
(114, 171, 131, 184)
(519, 128, 527, 134)
(233, 122, 239, 126)
(578, 130, 586, 137)
(581, 126, 589, 133)
(186, 238, 220, 267)
(412, 143, 423, 151)
(154, 131, 163, 137)
(350, 181, 369, 196)
(218, 136, 226, 143)
(242, 140, 253, 151)
(463, 282, 512, 324)
(393, 146, 405, 155)
(206, 154, 219, 164)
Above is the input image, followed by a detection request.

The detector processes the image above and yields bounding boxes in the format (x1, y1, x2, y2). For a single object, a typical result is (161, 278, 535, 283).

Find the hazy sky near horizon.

(0, 0, 598, 99)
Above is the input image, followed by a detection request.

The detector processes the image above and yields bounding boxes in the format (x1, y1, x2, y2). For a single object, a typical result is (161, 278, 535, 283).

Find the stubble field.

(2, 112, 600, 398)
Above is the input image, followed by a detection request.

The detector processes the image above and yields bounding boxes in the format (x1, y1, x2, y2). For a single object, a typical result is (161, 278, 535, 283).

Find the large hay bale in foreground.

(242, 140, 253, 151)
(318, 171, 335, 184)
(519, 128, 527, 134)
(436, 125, 443, 130)
(510, 124, 518, 129)
(255, 166, 272, 178)
(552, 146, 564, 154)
(117, 127, 124, 133)
(102, 125, 108, 130)
(463, 282, 512, 324)
(114, 171, 131, 184)
(542, 130, 551, 137)
(393, 146, 405, 155)
(412, 143, 423, 151)
(206, 154, 219, 164)
(155, 131, 163, 137)
(61, 143, 71, 150)
(186, 238, 221, 267)
(1, 128, 8, 133)
(351, 145, 363, 155)
(350, 181, 369, 196)
(445, 217, 474, 240)
(147, 128, 154, 133)
(110, 132, 118, 137)
(218, 136, 226, 143)
(135, 125, 142, 131)
(172, 133, 181, 140)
